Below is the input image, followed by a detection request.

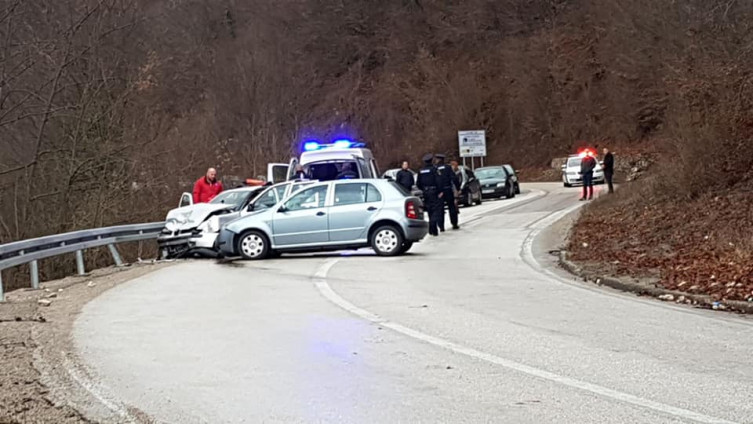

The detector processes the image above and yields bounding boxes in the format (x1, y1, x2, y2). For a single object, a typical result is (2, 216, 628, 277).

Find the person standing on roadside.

(416, 154, 441, 236)
(193, 167, 224, 203)
(450, 160, 463, 213)
(396, 161, 415, 192)
(435, 154, 459, 230)
(603, 147, 615, 194)
(579, 151, 596, 201)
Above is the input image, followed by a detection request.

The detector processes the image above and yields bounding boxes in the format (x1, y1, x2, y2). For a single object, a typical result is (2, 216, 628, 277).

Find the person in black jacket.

(395, 161, 415, 192)
(435, 154, 459, 230)
(579, 151, 597, 201)
(602, 147, 614, 194)
(416, 154, 442, 236)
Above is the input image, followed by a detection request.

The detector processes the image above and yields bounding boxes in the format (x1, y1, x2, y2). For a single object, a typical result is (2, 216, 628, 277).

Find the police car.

(561, 149, 605, 187)
(266, 139, 381, 184)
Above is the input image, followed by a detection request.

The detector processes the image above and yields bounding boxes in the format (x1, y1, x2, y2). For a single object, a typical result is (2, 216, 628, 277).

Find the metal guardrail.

(0, 222, 165, 301)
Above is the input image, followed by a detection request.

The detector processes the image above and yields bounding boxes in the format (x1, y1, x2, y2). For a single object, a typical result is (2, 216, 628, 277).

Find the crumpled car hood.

(163, 203, 233, 232)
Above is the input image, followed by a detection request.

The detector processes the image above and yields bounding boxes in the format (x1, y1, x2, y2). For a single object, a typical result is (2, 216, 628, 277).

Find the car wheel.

(515, 183, 520, 194)
(371, 225, 404, 256)
(505, 183, 515, 199)
(465, 192, 472, 207)
(474, 192, 482, 205)
(564, 182, 572, 187)
(399, 241, 414, 254)
(236, 230, 270, 260)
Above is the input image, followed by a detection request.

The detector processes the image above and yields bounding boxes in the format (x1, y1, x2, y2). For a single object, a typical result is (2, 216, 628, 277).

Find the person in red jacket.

(193, 168, 224, 203)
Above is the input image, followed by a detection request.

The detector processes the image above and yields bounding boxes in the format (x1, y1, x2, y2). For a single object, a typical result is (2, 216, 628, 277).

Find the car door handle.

(367, 206, 377, 211)
(316, 211, 326, 216)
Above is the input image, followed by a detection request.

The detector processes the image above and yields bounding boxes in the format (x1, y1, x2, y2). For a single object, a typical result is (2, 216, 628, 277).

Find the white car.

(158, 186, 265, 258)
(562, 154, 605, 187)
(158, 181, 316, 259)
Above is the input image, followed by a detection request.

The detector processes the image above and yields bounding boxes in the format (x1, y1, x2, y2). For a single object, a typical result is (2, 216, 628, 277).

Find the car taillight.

(405, 200, 419, 219)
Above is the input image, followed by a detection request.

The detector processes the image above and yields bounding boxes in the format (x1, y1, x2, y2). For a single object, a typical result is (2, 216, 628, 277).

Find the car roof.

(226, 186, 264, 192)
(300, 148, 374, 163)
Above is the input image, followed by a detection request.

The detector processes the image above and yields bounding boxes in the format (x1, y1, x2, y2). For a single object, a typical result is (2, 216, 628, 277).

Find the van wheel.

(236, 230, 270, 260)
(371, 225, 404, 256)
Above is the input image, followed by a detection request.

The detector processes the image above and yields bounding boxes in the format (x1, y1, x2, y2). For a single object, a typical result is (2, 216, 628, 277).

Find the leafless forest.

(1, 1, 752, 288)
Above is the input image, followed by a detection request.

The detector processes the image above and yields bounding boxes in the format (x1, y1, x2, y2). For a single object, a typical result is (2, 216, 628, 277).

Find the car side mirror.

(277, 205, 287, 213)
(247, 203, 255, 212)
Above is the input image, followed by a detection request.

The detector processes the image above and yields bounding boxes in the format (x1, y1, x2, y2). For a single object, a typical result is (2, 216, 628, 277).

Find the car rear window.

(388, 181, 411, 196)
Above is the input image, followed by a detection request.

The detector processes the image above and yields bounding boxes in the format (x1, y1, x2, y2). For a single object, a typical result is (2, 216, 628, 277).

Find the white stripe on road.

(313, 211, 739, 424)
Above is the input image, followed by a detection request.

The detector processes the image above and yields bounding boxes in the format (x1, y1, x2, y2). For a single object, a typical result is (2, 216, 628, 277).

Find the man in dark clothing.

(416, 154, 442, 236)
(580, 151, 597, 201)
(395, 161, 415, 192)
(602, 147, 615, 194)
(435, 154, 459, 230)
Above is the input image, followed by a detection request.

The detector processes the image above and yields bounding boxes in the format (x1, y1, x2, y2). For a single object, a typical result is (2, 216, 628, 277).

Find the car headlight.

(203, 215, 221, 233)
(496, 182, 506, 188)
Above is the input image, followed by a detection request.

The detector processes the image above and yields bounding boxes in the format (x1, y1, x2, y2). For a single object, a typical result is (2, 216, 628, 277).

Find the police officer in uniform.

(435, 154, 460, 230)
(416, 153, 442, 236)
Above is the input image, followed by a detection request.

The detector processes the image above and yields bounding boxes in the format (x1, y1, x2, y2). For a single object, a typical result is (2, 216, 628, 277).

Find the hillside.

(1, 0, 753, 293)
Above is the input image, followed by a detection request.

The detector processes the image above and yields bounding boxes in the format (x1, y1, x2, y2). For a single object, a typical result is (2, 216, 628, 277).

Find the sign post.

(458, 130, 487, 170)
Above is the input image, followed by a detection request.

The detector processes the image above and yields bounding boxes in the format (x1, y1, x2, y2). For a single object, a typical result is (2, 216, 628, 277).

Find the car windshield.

(209, 190, 251, 207)
(475, 168, 506, 180)
(567, 157, 582, 167)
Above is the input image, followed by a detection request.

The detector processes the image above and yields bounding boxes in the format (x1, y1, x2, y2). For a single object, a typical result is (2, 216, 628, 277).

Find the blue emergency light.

(302, 138, 365, 152)
(303, 141, 321, 151)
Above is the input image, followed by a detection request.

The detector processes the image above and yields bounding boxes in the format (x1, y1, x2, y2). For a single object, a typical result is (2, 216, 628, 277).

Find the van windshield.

(303, 160, 360, 181)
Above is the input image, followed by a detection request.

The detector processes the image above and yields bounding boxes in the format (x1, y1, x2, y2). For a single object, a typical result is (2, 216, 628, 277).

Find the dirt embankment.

(568, 179, 753, 307)
(0, 263, 169, 424)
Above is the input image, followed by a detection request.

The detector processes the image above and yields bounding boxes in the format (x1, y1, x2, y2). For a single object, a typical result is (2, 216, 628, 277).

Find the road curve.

(74, 183, 753, 424)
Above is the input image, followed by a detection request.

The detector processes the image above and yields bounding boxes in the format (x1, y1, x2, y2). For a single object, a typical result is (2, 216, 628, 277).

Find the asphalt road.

(74, 183, 753, 424)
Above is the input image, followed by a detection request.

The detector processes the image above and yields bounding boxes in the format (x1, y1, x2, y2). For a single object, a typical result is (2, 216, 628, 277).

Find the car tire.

(505, 183, 515, 199)
(474, 193, 482, 205)
(515, 183, 520, 194)
(564, 182, 572, 187)
(399, 241, 414, 254)
(370, 225, 404, 256)
(465, 192, 472, 207)
(236, 230, 270, 260)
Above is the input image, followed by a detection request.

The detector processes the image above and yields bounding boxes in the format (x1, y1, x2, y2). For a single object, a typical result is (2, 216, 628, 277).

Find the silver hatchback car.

(216, 179, 428, 259)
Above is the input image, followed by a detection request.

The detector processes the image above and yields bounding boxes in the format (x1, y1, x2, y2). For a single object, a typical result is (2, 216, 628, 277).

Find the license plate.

(482, 189, 494, 194)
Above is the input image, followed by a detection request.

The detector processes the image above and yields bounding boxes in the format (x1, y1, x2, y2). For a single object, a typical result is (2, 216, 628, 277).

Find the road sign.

(458, 130, 487, 158)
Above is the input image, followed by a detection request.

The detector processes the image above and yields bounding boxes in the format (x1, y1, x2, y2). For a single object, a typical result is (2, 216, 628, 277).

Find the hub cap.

(375, 229, 398, 253)
(240, 234, 264, 258)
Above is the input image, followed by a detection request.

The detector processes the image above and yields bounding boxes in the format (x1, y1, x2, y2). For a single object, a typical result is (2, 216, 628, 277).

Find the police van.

(266, 139, 381, 184)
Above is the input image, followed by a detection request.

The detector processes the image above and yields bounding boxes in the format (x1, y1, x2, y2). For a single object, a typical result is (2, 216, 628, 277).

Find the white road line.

(61, 352, 138, 423)
(314, 234, 739, 424)
(519, 203, 753, 326)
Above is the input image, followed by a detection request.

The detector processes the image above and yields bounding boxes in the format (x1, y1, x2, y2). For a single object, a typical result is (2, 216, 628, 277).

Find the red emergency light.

(578, 148, 595, 158)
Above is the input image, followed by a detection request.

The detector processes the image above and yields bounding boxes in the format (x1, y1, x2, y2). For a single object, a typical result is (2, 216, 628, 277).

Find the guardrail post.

(0, 272, 4, 302)
(30, 260, 39, 289)
(75, 250, 86, 275)
(108, 244, 124, 266)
